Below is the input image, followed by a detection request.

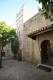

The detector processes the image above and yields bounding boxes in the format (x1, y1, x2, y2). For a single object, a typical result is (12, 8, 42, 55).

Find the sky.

(0, 0, 42, 28)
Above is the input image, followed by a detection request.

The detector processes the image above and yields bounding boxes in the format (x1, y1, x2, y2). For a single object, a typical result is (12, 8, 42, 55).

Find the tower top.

(20, 4, 29, 11)
(16, 4, 33, 23)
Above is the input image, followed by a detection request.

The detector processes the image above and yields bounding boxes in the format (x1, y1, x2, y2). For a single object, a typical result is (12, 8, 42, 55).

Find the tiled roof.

(28, 24, 53, 39)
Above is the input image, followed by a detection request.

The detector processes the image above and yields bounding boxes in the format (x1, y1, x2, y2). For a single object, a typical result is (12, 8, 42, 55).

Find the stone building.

(16, 6, 53, 66)
(23, 13, 53, 66)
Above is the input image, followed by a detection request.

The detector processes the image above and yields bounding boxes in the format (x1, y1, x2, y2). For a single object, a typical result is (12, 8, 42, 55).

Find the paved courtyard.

(0, 57, 53, 80)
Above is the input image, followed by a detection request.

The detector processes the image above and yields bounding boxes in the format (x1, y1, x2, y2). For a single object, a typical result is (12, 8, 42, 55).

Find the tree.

(37, 0, 53, 20)
(11, 37, 19, 59)
(0, 22, 13, 53)
(9, 29, 19, 59)
(0, 22, 19, 67)
(0, 22, 11, 67)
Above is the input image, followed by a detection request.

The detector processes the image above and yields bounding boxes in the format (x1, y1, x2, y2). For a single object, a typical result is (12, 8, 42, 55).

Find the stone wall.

(3, 43, 13, 57)
(22, 28, 33, 62)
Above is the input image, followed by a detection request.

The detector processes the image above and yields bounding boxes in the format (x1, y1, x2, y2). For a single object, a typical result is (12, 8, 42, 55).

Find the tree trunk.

(0, 53, 2, 68)
(0, 45, 3, 68)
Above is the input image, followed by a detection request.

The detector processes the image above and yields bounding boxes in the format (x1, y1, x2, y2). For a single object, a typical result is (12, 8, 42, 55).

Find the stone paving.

(0, 57, 53, 80)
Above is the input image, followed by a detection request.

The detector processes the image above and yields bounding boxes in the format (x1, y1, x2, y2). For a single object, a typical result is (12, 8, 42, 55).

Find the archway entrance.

(41, 40, 51, 64)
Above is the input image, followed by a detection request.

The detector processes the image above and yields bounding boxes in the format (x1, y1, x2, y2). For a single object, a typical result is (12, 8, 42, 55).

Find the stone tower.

(16, 5, 32, 60)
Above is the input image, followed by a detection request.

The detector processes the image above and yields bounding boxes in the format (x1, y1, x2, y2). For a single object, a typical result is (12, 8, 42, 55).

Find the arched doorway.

(41, 40, 51, 64)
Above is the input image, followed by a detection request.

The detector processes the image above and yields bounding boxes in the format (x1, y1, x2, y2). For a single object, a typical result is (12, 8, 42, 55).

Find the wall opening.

(41, 40, 51, 64)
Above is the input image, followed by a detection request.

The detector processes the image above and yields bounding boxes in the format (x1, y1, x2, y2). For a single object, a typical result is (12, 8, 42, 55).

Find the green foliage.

(9, 29, 17, 41)
(0, 22, 11, 32)
(37, 0, 53, 20)
(11, 37, 19, 56)
(0, 22, 17, 51)
(0, 22, 11, 48)
(10, 29, 19, 57)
